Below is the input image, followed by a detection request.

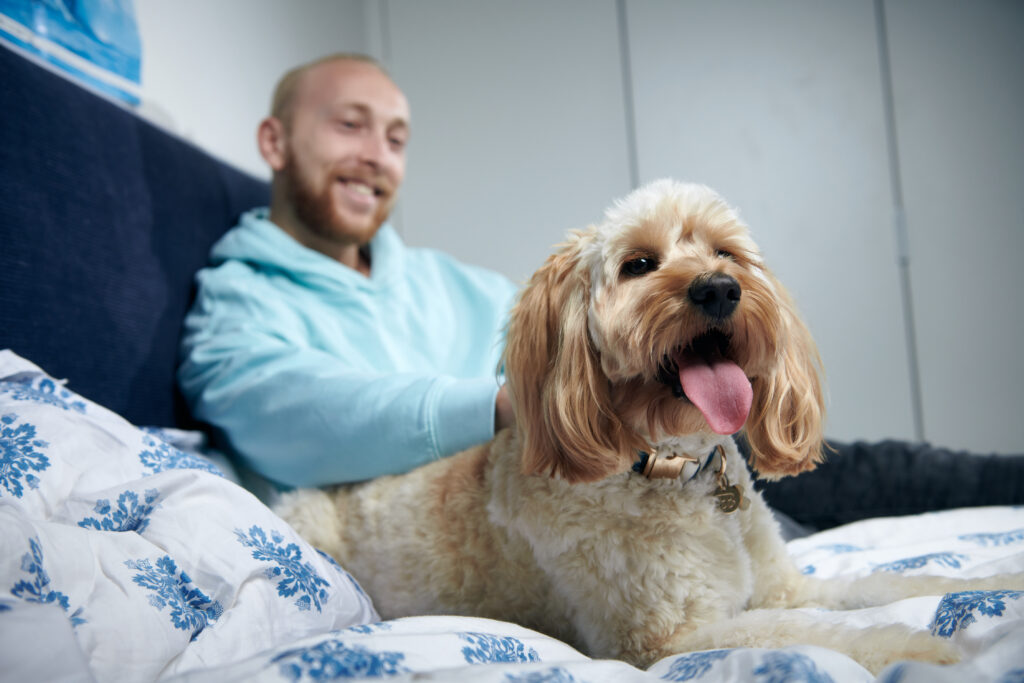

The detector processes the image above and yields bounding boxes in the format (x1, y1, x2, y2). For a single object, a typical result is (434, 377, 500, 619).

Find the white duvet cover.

(1, 350, 1021, 682)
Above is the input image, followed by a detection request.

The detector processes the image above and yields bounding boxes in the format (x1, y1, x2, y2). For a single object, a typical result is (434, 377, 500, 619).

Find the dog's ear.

(504, 236, 640, 483)
(744, 280, 826, 479)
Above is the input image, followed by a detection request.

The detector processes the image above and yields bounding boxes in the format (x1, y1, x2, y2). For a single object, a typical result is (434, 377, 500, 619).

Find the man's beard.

(283, 159, 394, 246)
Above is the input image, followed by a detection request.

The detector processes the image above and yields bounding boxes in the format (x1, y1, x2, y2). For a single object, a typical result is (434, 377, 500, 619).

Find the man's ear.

(257, 116, 288, 171)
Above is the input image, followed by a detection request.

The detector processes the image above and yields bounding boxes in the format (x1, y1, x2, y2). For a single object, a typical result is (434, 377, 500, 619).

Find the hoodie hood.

(210, 208, 403, 293)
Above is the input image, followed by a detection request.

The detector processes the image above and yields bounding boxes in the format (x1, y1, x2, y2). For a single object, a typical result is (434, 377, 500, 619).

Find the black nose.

(689, 273, 741, 320)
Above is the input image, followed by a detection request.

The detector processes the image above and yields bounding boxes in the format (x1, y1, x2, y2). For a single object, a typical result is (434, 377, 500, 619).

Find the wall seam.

(874, 0, 925, 441)
(615, 0, 640, 191)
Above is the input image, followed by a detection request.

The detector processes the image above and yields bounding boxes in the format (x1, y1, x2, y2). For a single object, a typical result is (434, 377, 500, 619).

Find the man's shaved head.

(270, 53, 391, 128)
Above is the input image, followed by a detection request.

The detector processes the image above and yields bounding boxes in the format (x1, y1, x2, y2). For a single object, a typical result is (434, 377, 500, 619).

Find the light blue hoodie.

(178, 209, 518, 488)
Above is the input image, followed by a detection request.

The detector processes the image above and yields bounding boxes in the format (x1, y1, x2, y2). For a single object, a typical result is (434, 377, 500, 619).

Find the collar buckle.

(635, 448, 700, 479)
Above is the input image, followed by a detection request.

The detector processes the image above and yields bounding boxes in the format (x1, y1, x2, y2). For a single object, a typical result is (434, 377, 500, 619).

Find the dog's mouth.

(657, 329, 753, 435)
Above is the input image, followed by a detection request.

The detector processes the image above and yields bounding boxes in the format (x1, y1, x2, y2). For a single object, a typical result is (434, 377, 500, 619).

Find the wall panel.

(624, 0, 917, 443)
(384, 0, 633, 284)
(886, 0, 1024, 453)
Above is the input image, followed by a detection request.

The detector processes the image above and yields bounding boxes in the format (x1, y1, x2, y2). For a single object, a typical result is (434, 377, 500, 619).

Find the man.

(178, 54, 516, 488)
(180, 53, 1023, 527)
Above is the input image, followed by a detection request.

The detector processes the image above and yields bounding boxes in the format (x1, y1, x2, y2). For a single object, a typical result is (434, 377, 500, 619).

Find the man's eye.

(622, 257, 659, 277)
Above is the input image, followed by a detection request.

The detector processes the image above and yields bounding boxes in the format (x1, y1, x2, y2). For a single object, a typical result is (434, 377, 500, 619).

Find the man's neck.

(348, 245, 372, 276)
(268, 206, 372, 277)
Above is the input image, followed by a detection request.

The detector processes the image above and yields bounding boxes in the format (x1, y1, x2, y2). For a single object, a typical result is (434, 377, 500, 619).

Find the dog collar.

(632, 444, 750, 513)
(632, 448, 707, 480)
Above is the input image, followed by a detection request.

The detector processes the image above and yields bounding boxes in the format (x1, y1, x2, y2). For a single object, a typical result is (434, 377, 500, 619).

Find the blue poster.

(0, 0, 141, 105)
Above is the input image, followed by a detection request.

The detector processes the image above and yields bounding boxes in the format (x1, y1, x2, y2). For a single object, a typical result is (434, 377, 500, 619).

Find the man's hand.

(495, 384, 516, 432)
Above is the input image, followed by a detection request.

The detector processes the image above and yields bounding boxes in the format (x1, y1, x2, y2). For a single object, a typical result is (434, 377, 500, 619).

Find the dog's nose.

(689, 273, 741, 320)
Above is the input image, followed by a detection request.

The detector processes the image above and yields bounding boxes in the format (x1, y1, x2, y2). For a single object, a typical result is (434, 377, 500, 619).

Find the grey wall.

(885, 0, 1024, 453)
(623, 0, 916, 448)
(374, 0, 1023, 453)
(136, 0, 371, 177)
(385, 0, 633, 284)
(136, 0, 1021, 453)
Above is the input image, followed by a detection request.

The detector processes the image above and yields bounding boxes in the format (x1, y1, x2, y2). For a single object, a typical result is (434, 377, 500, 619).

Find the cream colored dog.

(276, 180, 1021, 673)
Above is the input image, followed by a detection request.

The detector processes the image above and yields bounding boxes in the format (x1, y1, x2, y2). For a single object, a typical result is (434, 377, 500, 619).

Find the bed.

(1, 44, 1022, 682)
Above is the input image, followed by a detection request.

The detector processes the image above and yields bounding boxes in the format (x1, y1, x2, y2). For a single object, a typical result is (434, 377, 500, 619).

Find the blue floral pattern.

(0, 376, 87, 413)
(459, 632, 541, 664)
(752, 652, 833, 683)
(345, 622, 393, 635)
(878, 663, 907, 683)
(5, 351, 1022, 683)
(125, 555, 223, 641)
(272, 639, 409, 680)
(0, 412, 50, 497)
(504, 668, 578, 682)
(959, 529, 1024, 547)
(235, 525, 331, 612)
(78, 488, 160, 532)
(815, 544, 863, 554)
(873, 552, 968, 573)
(662, 649, 731, 681)
(316, 549, 370, 602)
(138, 433, 222, 477)
(10, 537, 86, 626)
(930, 590, 1024, 637)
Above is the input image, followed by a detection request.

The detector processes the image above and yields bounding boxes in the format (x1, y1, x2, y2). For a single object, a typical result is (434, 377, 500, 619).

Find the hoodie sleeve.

(178, 274, 504, 488)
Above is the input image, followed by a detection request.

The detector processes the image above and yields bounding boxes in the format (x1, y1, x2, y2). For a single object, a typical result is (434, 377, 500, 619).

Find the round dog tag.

(714, 484, 746, 513)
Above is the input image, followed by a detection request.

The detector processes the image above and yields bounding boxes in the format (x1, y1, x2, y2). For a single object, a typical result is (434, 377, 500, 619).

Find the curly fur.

(275, 180, 1023, 673)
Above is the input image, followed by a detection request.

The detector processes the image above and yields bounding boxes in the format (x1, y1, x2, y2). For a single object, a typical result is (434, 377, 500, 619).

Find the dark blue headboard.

(0, 45, 270, 428)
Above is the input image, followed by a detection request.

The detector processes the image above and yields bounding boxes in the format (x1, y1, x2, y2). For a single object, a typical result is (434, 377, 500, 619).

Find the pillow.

(0, 350, 377, 681)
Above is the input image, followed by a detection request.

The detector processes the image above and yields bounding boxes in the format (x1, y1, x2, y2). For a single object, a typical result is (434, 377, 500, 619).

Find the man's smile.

(336, 177, 384, 210)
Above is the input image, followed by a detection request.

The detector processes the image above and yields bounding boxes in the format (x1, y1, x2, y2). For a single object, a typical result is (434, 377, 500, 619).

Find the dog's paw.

(850, 626, 959, 674)
(992, 572, 1024, 591)
(946, 571, 1024, 595)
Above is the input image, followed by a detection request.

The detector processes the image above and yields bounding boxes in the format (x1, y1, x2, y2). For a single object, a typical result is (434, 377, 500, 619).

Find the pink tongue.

(678, 354, 753, 435)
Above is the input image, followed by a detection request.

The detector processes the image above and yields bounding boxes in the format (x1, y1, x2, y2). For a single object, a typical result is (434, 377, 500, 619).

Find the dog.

(275, 179, 1022, 673)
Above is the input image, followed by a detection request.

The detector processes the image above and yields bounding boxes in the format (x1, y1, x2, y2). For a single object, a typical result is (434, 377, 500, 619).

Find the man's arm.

(179, 306, 502, 489)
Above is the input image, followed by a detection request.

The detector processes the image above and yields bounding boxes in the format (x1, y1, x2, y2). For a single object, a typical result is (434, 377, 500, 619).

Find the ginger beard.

(280, 153, 397, 248)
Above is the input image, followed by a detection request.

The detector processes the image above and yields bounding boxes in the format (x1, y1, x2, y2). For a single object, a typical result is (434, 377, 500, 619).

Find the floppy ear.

(504, 237, 641, 483)
(744, 280, 826, 479)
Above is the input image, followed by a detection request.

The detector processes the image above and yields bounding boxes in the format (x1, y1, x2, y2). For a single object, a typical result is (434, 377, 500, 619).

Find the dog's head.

(504, 179, 824, 483)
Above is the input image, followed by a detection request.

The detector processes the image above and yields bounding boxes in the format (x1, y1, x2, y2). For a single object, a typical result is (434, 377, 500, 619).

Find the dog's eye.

(716, 249, 735, 260)
(622, 257, 659, 277)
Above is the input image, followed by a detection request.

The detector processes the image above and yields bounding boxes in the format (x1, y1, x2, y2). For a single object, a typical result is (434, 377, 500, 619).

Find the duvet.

(1, 350, 1022, 682)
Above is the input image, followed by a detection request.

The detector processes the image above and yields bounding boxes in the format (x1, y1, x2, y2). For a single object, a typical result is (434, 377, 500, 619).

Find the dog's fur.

(276, 180, 1022, 673)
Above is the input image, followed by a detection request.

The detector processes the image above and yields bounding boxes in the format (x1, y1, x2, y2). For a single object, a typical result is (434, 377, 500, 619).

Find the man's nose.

(357, 131, 388, 166)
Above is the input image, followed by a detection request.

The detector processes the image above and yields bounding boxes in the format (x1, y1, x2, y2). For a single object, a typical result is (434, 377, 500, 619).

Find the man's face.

(277, 60, 410, 249)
